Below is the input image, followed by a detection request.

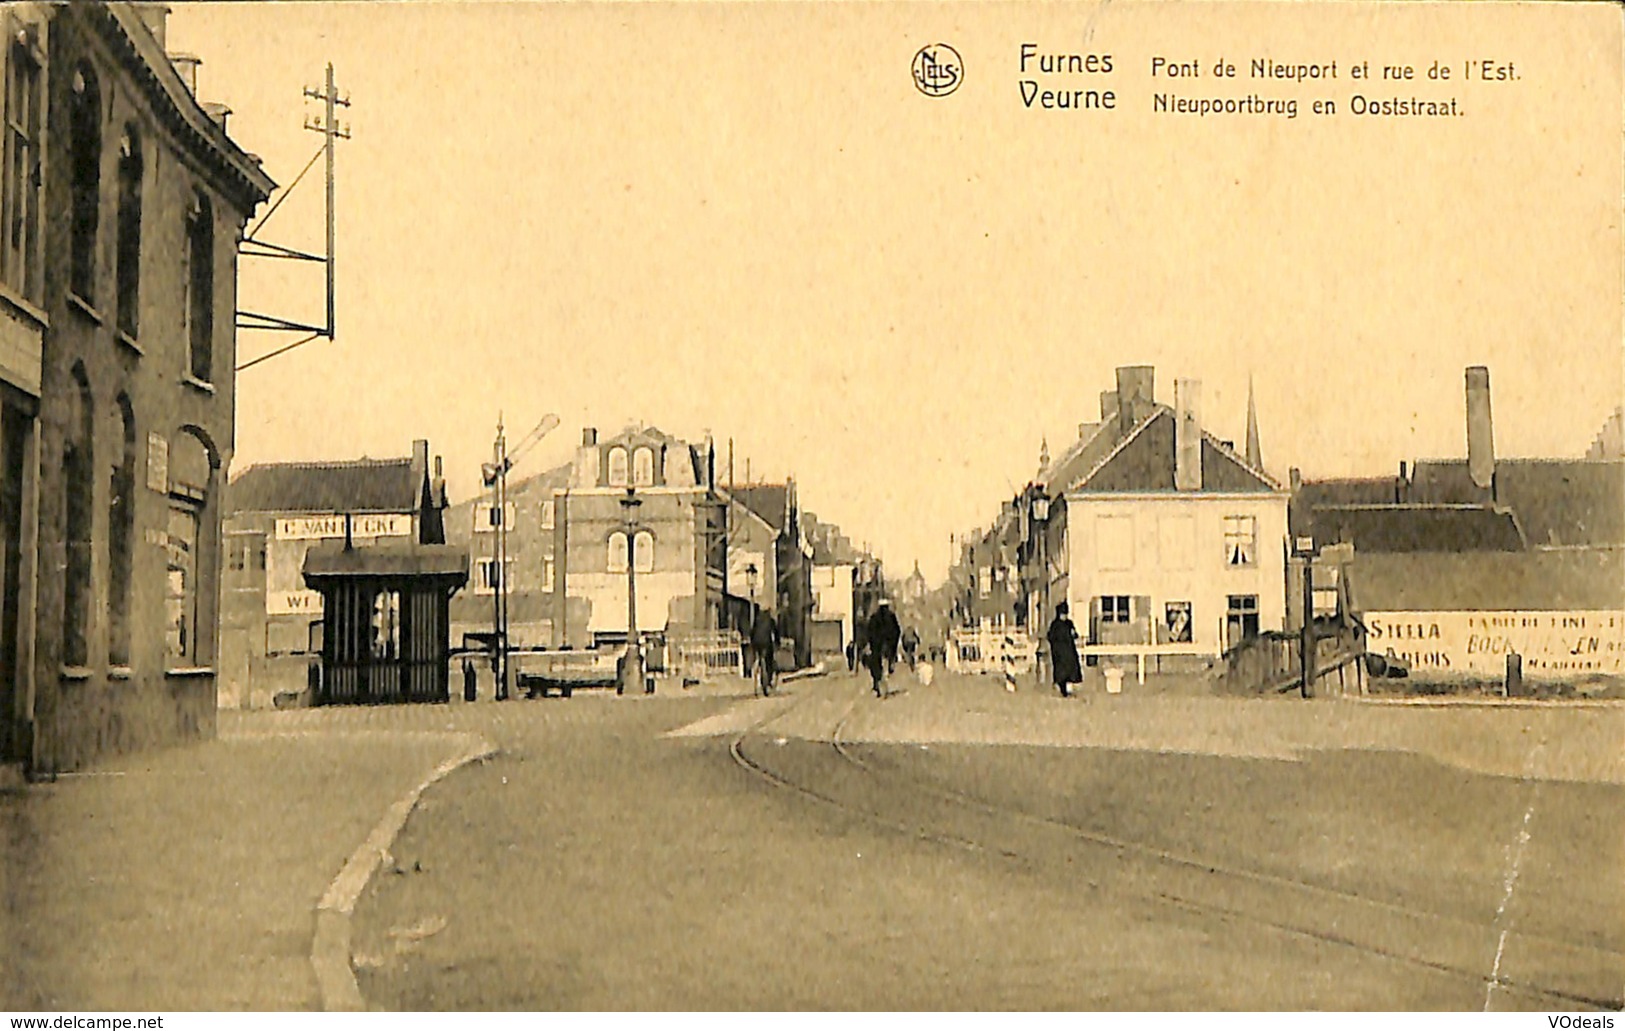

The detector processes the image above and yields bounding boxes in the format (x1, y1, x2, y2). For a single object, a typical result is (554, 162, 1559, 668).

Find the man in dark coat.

(1047, 601, 1084, 697)
(865, 599, 902, 697)
(749, 607, 779, 694)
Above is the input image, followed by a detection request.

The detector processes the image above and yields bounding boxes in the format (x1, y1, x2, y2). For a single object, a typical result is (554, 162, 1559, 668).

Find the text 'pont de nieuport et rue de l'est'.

(1016, 43, 1521, 119)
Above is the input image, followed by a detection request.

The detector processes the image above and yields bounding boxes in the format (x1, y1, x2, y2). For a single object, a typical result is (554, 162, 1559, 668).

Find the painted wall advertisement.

(1364, 611, 1625, 681)
(275, 513, 413, 540)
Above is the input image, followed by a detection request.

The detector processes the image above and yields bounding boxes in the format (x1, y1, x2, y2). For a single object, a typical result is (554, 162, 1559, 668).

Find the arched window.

(632, 447, 655, 487)
(607, 531, 628, 574)
(606, 446, 628, 487)
(114, 125, 143, 339)
(166, 431, 214, 665)
(633, 529, 654, 574)
(108, 395, 135, 666)
(2, 26, 43, 301)
(63, 365, 93, 667)
(185, 192, 214, 382)
(68, 64, 100, 304)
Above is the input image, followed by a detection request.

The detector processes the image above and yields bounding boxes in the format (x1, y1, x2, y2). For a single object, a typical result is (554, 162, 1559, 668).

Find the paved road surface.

(351, 672, 1624, 1009)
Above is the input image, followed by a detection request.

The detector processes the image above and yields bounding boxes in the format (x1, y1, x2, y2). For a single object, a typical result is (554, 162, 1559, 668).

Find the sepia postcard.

(1, 0, 1622, 1018)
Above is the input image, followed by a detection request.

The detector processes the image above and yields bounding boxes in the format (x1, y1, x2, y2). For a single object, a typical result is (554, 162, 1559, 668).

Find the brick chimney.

(1115, 366, 1155, 436)
(1099, 390, 1119, 422)
(168, 53, 200, 95)
(1466, 366, 1494, 492)
(1174, 378, 1202, 491)
(129, 3, 170, 48)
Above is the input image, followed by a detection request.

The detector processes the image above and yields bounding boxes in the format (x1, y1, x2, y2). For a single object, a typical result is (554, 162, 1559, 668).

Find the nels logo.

(912, 43, 962, 97)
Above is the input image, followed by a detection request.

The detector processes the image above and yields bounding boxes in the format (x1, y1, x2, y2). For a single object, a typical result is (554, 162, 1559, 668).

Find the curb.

(309, 731, 497, 1012)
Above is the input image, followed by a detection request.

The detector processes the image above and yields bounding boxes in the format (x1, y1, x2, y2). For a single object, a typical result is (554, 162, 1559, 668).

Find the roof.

(731, 484, 790, 532)
(302, 541, 469, 582)
(1069, 407, 1281, 494)
(95, 5, 276, 206)
(1310, 505, 1526, 552)
(226, 459, 423, 516)
(1353, 547, 1625, 610)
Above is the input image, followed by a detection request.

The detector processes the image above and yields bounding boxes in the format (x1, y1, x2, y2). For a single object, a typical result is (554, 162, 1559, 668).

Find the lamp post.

(620, 487, 643, 693)
(1031, 488, 1051, 686)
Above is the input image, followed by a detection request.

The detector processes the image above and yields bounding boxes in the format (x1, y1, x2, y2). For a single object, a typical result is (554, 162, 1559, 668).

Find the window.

(1098, 595, 1131, 624)
(474, 558, 511, 595)
(68, 64, 99, 305)
(108, 396, 135, 666)
(114, 125, 142, 339)
(371, 590, 400, 660)
(633, 529, 654, 574)
(632, 447, 655, 487)
(543, 557, 555, 592)
(607, 530, 628, 574)
(978, 567, 991, 597)
(1164, 601, 1193, 643)
(1226, 594, 1260, 643)
(228, 543, 246, 572)
(185, 192, 214, 382)
(1, 22, 43, 301)
(541, 499, 554, 529)
(165, 503, 199, 662)
(1097, 514, 1134, 570)
(606, 446, 628, 487)
(1224, 515, 1257, 567)
(63, 366, 93, 667)
(473, 501, 514, 532)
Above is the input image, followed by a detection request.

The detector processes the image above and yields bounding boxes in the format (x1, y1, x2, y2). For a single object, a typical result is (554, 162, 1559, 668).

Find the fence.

(946, 626, 1037, 676)
(1078, 642, 1217, 685)
(668, 630, 746, 682)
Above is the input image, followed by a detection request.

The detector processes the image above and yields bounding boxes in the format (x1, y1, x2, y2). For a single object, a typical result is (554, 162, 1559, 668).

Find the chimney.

(1078, 422, 1091, 440)
(201, 101, 231, 132)
(1174, 378, 1202, 491)
(411, 438, 429, 474)
(130, 3, 170, 48)
(1115, 365, 1155, 436)
(1099, 390, 1119, 421)
(168, 53, 201, 95)
(1466, 366, 1495, 491)
(582, 427, 598, 446)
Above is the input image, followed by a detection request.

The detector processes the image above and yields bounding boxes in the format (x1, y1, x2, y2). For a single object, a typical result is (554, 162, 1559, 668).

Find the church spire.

(1245, 375, 1263, 470)
(1038, 435, 1051, 476)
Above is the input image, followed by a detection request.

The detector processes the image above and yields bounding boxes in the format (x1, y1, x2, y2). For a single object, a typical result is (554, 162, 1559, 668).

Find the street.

(346, 671, 1625, 1010)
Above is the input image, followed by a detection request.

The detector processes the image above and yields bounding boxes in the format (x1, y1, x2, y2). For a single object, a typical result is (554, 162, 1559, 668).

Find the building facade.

(1, 3, 273, 774)
(220, 441, 448, 708)
(445, 459, 571, 650)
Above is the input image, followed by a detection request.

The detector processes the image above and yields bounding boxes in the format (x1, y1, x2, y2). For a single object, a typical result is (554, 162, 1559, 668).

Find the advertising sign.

(1364, 611, 1625, 681)
(267, 589, 324, 616)
(276, 513, 413, 540)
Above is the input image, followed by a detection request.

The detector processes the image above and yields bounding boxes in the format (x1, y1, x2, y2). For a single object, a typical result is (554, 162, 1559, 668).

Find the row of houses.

(0, 3, 273, 776)
(949, 364, 1624, 687)
(218, 423, 881, 707)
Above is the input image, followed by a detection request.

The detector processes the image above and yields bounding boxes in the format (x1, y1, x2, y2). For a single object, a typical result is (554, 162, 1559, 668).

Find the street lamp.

(482, 411, 559, 701)
(1030, 487, 1051, 685)
(619, 487, 644, 694)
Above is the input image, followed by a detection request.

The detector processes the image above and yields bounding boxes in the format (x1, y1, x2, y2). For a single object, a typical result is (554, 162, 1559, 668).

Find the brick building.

(0, 3, 273, 774)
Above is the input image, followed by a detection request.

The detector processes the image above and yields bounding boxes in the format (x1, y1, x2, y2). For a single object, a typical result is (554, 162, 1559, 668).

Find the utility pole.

(303, 62, 348, 340)
(620, 488, 644, 694)
(491, 415, 508, 700)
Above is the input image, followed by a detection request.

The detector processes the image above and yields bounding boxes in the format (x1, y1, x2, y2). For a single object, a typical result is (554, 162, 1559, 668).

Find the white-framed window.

(543, 557, 555, 592)
(473, 501, 515, 533)
(1224, 515, 1257, 567)
(1164, 601, 1193, 643)
(1, 17, 44, 303)
(1098, 595, 1131, 624)
(541, 499, 555, 529)
(1097, 515, 1134, 571)
(632, 446, 655, 486)
(608, 531, 628, 573)
(607, 446, 629, 487)
(474, 557, 512, 594)
(634, 529, 654, 573)
(978, 567, 992, 597)
(1226, 594, 1260, 641)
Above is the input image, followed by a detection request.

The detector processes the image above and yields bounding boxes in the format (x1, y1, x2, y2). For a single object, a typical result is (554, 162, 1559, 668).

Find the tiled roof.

(226, 459, 422, 516)
(731, 484, 789, 532)
(1310, 505, 1526, 552)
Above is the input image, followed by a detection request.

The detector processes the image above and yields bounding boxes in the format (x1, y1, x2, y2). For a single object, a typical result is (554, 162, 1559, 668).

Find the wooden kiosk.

(303, 541, 469, 705)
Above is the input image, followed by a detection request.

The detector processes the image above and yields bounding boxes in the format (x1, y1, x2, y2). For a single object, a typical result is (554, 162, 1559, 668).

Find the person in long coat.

(1047, 601, 1084, 697)
(865, 599, 902, 697)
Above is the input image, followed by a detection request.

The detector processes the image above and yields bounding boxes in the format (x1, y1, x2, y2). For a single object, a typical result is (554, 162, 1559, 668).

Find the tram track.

(727, 677, 1623, 1010)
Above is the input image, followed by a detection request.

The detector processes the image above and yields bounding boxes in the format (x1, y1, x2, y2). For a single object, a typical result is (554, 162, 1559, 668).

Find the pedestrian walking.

(901, 625, 920, 670)
(866, 599, 901, 697)
(1047, 601, 1084, 698)
(750, 607, 779, 696)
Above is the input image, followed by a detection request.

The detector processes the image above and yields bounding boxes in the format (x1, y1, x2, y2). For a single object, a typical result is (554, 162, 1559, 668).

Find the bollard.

(1505, 652, 1522, 698)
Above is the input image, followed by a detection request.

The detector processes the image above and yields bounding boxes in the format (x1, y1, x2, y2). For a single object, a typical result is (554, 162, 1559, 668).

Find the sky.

(165, 2, 1623, 584)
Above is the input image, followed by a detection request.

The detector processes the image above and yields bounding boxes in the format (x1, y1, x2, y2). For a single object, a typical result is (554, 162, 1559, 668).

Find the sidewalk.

(1, 714, 480, 1011)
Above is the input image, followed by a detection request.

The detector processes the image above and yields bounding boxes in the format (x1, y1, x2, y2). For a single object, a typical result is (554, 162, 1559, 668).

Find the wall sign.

(275, 513, 413, 540)
(147, 433, 169, 492)
(1365, 610, 1625, 681)
(267, 589, 324, 616)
